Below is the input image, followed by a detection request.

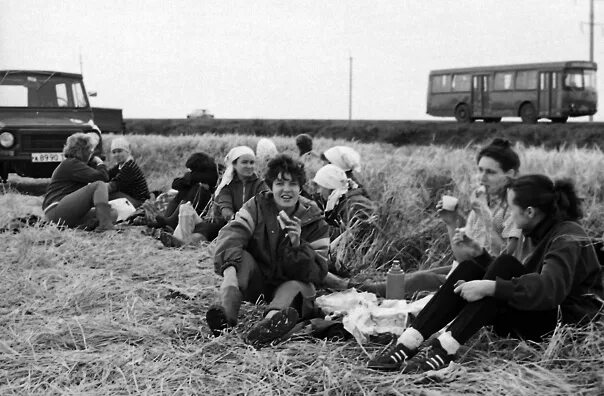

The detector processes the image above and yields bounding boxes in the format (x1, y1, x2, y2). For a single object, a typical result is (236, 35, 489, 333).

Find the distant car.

(187, 109, 214, 119)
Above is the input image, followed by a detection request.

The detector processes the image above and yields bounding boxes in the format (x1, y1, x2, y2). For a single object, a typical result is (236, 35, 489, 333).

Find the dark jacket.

(213, 173, 268, 219)
(324, 188, 376, 239)
(42, 158, 109, 210)
(214, 192, 330, 285)
(172, 169, 219, 192)
(108, 159, 150, 202)
(490, 218, 604, 324)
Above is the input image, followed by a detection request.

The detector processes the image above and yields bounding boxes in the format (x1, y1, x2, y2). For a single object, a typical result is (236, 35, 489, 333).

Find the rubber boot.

(206, 286, 242, 336)
(95, 203, 115, 232)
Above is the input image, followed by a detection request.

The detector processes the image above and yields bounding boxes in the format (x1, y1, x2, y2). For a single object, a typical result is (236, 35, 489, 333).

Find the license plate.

(31, 152, 64, 162)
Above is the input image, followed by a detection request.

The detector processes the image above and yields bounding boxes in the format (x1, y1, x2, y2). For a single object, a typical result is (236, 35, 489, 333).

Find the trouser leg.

(410, 259, 487, 339)
(45, 181, 108, 227)
(446, 254, 557, 344)
(267, 280, 316, 319)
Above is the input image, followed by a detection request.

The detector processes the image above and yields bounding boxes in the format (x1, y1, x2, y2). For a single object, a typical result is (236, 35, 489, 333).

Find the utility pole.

(79, 48, 84, 76)
(348, 56, 353, 122)
(590, 0, 594, 121)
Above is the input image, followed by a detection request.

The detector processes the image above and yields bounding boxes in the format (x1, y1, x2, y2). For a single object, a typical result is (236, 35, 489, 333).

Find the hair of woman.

(510, 174, 583, 221)
(477, 138, 520, 172)
(264, 154, 306, 187)
(63, 132, 97, 161)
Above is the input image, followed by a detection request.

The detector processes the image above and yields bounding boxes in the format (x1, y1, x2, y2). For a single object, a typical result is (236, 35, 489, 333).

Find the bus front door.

(472, 75, 489, 118)
(538, 72, 552, 116)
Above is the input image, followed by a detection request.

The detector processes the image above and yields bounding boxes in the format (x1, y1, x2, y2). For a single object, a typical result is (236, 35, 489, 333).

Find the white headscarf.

(214, 146, 255, 197)
(313, 164, 357, 211)
(323, 146, 361, 173)
(256, 138, 279, 165)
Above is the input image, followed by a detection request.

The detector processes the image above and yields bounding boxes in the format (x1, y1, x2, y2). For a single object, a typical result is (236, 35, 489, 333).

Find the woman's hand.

(279, 211, 302, 247)
(436, 199, 459, 227)
(451, 228, 483, 262)
(91, 156, 104, 166)
(454, 280, 495, 302)
(470, 187, 490, 219)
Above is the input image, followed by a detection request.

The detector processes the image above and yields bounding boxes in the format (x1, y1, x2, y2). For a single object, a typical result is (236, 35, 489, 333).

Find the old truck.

(0, 70, 108, 182)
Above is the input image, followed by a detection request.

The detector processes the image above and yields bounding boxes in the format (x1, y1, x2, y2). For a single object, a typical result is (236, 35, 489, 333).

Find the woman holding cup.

(358, 138, 522, 298)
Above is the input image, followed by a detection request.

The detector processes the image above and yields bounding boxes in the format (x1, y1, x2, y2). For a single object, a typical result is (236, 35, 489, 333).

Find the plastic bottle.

(386, 260, 406, 300)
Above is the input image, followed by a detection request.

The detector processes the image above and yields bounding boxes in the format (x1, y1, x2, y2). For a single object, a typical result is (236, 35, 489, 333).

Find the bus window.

(564, 70, 583, 89)
(431, 75, 451, 92)
(515, 71, 537, 89)
(585, 70, 597, 89)
(494, 72, 514, 90)
(451, 74, 470, 91)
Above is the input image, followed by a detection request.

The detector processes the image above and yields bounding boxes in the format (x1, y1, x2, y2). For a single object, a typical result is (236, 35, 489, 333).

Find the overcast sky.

(0, 0, 600, 120)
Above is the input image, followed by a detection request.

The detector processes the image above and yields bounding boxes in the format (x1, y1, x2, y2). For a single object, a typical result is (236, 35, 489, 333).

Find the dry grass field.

(1, 133, 603, 395)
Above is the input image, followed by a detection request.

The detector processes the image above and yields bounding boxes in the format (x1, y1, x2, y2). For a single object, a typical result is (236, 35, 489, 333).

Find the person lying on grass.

(159, 146, 268, 247)
(42, 132, 115, 232)
(206, 154, 330, 348)
(107, 136, 150, 208)
(368, 174, 604, 373)
(355, 138, 523, 298)
(311, 164, 376, 289)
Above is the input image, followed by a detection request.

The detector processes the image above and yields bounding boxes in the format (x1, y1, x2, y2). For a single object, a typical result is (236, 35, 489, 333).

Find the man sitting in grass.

(206, 154, 330, 347)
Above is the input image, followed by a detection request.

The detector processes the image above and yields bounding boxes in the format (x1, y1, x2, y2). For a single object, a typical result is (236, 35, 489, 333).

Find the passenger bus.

(426, 61, 597, 123)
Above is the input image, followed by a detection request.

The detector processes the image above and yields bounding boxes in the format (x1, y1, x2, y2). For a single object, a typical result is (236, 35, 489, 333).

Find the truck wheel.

(454, 104, 473, 123)
(520, 103, 538, 124)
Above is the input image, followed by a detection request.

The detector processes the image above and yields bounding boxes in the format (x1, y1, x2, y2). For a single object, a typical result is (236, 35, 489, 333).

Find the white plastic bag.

(316, 289, 434, 344)
(108, 198, 136, 222)
(173, 201, 203, 243)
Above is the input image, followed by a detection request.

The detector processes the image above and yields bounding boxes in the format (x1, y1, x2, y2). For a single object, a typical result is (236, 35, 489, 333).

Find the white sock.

(437, 331, 461, 355)
(397, 327, 424, 350)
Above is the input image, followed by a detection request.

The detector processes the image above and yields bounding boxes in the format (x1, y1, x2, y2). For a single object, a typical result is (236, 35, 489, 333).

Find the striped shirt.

(108, 159, 150, 203)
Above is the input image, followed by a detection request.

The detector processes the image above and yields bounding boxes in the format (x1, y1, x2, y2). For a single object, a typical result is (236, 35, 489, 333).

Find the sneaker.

(206, 305, 235, 337)
(244, 307, 299, 348)
(402, 340, 454, 374)
(367, 342, 418, 371)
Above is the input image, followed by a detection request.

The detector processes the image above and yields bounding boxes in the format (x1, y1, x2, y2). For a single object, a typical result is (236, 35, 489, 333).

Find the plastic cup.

(441, 195, 459, 211)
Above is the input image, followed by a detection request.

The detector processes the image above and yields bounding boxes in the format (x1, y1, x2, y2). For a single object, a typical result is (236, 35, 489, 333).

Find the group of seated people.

(41, 132, 604, 374)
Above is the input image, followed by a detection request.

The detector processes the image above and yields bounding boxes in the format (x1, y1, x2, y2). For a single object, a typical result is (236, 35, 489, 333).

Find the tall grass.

(1, 134, 603, 395)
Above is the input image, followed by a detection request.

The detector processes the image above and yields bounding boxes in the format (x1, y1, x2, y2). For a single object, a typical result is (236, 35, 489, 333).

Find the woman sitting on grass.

(107, 137, 150, 208)
(321, 146, 367, 194)
(160, 146, 267, 247)
(358, 138, 522, 298)
(368, 174, 604, 373)
(312, 164, 376, 288)
(42, 132, 115, 232)
(206, 154, 330, 348)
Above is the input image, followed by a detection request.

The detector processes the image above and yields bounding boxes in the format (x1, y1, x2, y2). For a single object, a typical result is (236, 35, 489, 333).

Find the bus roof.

(429, 61, 597, 75)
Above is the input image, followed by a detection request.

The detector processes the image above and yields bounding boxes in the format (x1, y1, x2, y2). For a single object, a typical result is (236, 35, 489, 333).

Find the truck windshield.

(0, 72, 89, 108)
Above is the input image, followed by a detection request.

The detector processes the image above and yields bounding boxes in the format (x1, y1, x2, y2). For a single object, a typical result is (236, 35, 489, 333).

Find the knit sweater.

(214, 192, 330, 285)
(476, 217, 604, 324)
(108, 159, 150, 203)
(42, 158, 109, 210)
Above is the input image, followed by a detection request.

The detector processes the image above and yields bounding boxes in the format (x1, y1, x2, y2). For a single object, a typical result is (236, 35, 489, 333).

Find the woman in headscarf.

(160, 146, 268, 246)
(255, 138, 279, 174)
(321, 146, 367, 196)
(312, 164, 376, 287)
(42, 132, 115, 231)
(107, 136, 150, 208)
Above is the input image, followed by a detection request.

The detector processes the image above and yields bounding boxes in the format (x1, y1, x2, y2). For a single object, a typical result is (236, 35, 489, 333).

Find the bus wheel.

(454, 104, 473, 123)
(484, 117, 502, 123)
(550, 117, 568, 123)
(519, 103, 538, 123)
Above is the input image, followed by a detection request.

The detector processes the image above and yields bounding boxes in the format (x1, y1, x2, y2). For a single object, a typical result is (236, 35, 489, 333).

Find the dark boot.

(206, 286, 242, 336)
(95, 203, 115, 232)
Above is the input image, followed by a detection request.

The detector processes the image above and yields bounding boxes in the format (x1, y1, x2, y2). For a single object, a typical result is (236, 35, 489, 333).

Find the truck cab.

(0, 70, 102, 182)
